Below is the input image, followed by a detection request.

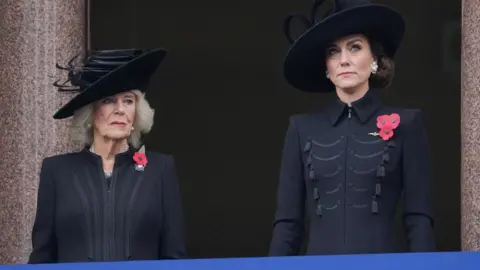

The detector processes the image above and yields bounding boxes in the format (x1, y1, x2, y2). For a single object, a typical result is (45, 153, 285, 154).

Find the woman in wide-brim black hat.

(28, 48, 187, 263)
(269, 0, 436, 256)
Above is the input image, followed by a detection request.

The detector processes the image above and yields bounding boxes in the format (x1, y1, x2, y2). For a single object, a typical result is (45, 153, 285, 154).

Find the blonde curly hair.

(69, 90, 155, 148)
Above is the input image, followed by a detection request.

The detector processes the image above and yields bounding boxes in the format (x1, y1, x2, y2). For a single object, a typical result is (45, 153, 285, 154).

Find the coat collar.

(326, 89, 382, 126)
(82, 144, 138, 167)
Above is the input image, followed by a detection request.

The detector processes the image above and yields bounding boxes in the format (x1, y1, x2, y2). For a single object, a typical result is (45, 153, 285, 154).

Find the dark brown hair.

(368, 39, 396, 89)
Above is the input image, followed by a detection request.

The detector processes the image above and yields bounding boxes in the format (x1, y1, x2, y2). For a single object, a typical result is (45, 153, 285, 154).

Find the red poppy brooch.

(133, 145, 148, 171)
(369, 113, 400, 141)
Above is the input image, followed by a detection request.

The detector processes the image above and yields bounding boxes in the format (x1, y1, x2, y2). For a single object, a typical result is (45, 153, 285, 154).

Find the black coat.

(28, 147, 186, 263)
(269, 90, 436, 256)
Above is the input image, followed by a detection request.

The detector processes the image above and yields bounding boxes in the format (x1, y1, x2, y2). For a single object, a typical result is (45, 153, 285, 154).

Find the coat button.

(316, 204, 322, 216)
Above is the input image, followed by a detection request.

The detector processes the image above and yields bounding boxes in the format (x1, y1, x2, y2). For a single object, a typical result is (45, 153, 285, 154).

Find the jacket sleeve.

(401, 110, 436, 252)
(269, 116, 306, 256)
(159, 155, 187, 259)
(28, 158, 57, 264)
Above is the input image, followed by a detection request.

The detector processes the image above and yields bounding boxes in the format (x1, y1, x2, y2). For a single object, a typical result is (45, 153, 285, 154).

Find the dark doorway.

(90, 0, 461, 258)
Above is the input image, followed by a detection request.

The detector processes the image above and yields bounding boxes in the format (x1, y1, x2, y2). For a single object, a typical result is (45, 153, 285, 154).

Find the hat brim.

(283, 5, 405, 93)
(53, 48, 167, 119)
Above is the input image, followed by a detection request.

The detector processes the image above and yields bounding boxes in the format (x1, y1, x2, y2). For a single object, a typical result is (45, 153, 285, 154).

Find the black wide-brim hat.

(283, 0, 405, 92)
(52, 48, 166, 119)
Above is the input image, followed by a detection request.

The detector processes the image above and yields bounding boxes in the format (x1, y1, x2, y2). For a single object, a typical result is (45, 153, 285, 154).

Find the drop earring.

(325, 71, 329, 78)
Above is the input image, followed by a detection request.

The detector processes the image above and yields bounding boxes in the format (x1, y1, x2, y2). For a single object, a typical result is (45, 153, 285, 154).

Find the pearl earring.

(371, 61, 378, 74)
(131, 126, 135, 131)
(325, 71, 329, 78)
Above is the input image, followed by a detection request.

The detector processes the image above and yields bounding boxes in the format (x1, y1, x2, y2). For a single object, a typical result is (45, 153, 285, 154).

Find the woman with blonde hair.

(28, 48, 186, 263)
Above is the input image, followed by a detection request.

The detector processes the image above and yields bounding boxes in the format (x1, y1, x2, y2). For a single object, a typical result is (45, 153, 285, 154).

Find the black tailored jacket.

(28, 146, 186, 263)
(269, 90, 436, 256)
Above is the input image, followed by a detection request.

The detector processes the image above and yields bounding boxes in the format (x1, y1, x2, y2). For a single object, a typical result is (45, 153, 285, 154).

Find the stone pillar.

(0, 0, 86, 264)
(461, 0, 480, 251)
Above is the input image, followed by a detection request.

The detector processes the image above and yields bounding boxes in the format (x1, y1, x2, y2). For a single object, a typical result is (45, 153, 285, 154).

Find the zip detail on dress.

(344, 106, 352, 245)
(98, 159, 118, 261)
